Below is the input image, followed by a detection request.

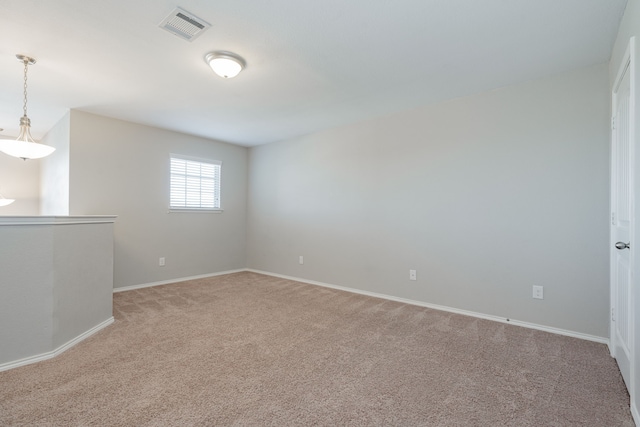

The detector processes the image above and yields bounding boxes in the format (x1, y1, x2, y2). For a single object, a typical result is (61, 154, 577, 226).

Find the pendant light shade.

(205, 51, 245, 79)
(0, 55, 56, 161)
(0, 193, 15, 207)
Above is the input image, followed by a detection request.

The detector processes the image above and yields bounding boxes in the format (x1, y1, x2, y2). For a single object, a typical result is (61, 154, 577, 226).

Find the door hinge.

(612, 212, 616, 225)
(612, 117, 616, 130)
(612, 307, 616, 322)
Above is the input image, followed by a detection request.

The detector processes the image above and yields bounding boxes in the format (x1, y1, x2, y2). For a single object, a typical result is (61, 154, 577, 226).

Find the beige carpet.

(0, 272, 634, 426)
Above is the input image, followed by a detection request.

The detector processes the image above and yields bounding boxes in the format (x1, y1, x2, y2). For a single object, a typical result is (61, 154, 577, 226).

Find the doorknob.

(615, 242, 630, 250)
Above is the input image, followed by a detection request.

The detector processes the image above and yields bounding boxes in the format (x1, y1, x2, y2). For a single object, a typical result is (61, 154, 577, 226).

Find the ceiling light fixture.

(204, 51, 245, 79)
(0, 55, 56, 161)
(0, 193, 15, 207)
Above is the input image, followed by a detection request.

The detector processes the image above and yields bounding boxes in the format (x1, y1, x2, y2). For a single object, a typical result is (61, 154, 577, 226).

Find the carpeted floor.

(0, 272, 634, 426)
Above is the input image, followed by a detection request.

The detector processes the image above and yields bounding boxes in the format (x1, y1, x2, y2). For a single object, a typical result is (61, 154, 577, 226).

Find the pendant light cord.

(22, 59, 28, 117)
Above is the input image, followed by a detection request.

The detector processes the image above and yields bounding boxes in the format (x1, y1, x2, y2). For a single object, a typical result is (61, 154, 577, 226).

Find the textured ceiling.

(0, 0, 628, 147)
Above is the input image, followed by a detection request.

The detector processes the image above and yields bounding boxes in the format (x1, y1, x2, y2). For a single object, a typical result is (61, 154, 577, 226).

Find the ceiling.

(0, 0, 628, 147)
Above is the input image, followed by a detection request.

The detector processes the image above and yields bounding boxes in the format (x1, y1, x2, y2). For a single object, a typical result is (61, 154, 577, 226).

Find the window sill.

(167, 208, 223, 214)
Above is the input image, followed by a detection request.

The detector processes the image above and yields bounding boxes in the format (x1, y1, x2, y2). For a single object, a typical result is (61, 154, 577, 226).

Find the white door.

(611, 52, 633, 391)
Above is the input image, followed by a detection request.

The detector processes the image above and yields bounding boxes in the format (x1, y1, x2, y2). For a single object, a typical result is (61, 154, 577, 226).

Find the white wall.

(0, 224, 54, 364)
(610, 0, 640, 421)
(248, 63, 610, 338)
(40, 111, 70, 215)
(52, 220, 114, 348)
(67, 111, 248, 288)
(0, 145, 40, 215)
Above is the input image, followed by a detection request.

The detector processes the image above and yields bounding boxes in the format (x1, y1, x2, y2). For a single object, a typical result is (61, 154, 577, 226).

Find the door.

(611, 53, 633, 391)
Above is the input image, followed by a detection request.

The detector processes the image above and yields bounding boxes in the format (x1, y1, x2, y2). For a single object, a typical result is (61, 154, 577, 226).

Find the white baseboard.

(0, 316, 114, 373)
(113, 269, 247, 293)
(114, 267, 610, 345)
(247, 269, 610, 346)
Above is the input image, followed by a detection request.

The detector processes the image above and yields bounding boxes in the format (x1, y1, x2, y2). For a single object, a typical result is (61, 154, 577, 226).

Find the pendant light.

(0, 193, 15, 207)
(0, 55, 55, 160)
(204, 51, 245, 79)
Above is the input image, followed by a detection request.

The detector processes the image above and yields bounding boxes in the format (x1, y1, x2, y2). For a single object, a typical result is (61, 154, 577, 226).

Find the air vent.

(159, 7, 211, 42)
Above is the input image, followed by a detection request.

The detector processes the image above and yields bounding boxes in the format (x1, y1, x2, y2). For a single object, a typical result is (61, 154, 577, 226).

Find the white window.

(170, 155, 221, 211)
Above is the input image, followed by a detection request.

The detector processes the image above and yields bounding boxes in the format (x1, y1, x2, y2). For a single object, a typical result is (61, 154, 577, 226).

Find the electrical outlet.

(159, 257, 165, 267)
(409, 269, 417, 281)
(532, 285, 543, 299)
(299, 256, 304, 265)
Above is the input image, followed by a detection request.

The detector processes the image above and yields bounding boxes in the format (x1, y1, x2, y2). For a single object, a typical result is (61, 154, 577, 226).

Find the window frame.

(168, 154, 223, 213)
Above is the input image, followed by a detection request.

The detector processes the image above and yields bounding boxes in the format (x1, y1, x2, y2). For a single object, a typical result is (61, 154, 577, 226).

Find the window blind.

(170, 156, 221, 209)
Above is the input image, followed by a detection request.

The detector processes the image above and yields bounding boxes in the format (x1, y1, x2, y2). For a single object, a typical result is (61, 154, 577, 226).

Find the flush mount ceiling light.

(0, 55, 56, 161)
(204, 51, 245, 79)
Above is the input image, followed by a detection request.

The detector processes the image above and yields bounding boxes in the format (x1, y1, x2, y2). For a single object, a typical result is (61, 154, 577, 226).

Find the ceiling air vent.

(159, 7, 211, 42)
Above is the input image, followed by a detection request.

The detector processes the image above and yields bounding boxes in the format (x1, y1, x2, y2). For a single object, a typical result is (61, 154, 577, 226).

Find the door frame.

(610, 36, 637, 421)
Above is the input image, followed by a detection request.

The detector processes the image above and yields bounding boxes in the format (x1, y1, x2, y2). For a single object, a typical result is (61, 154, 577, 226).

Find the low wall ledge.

(0, 216, 117, 226)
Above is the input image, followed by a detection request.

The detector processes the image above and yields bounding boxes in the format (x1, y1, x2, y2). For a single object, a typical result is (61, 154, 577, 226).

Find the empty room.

(1, 0, 639, 425)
